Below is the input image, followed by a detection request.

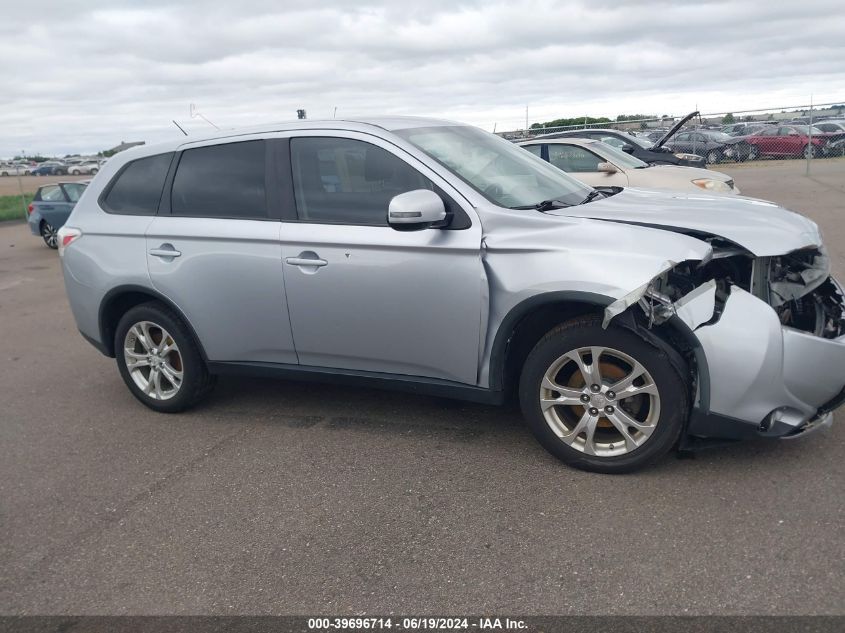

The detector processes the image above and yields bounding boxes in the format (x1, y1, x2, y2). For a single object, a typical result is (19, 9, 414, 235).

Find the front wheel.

(747, 145, 760, 161)
(115, 302, 215, 413)
(706, 149, 721, 164)
(519, 315, 689, 473)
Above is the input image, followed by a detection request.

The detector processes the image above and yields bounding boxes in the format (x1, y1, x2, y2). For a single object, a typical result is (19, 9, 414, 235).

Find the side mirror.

(597, 162, 618, 174)
(621, 144, 635, 154)
(388, 189, 447, 231)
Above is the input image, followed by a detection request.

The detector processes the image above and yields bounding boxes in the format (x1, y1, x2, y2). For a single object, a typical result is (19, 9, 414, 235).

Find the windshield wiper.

(511, 199, 572, 211)
(578, 190, 606, 205)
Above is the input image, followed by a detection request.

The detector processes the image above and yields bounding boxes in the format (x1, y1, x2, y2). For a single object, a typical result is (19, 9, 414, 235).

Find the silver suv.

(57, 117, 845, 472)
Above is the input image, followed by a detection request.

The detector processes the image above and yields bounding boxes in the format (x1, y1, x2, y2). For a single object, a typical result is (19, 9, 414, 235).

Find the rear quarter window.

(102, 153, 174, 215)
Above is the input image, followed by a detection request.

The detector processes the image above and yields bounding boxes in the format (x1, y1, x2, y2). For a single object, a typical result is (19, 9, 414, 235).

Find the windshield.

(587, 141, 649, 169)
(395, 125, 592, 208)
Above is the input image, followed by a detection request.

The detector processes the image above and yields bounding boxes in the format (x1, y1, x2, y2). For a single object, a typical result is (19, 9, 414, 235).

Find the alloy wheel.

(40, 222, 58, 248)
(539, 346, 660, 457)
(123, 321, 184, 401)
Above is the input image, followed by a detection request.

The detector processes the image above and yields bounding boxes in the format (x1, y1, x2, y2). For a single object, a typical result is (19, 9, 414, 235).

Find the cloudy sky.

(1, 0, 843, 157)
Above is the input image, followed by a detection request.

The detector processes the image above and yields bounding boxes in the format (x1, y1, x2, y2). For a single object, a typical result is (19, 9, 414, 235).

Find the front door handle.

(285, 251, 327, 270)
(285, 257, 327, 267)
(149, 244, 181, 258)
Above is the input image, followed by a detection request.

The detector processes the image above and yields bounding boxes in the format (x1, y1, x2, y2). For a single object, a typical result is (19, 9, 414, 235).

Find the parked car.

(743, 125, 832, 159)
(519, 137, 738, 194)
(0, 163, 31, 176)
(27, 181, 88, 248)
(721, 121, 777, 136)
(662, 129, 752, 164)
(539, 123, 707, 168)
(68, 161, 101, 175)
(31, 161, 68, 176)
(813, 120, 845, 143)
(56, 117, 845, 473)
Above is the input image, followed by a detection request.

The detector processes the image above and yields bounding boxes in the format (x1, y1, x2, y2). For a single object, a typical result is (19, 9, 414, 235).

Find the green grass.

(0, 194, 33, 222)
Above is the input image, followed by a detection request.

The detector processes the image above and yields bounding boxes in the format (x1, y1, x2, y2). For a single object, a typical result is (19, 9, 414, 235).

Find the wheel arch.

(98, 285, 209, 361)
(488, 291, 709, 411)
(489, 292, 613, 394)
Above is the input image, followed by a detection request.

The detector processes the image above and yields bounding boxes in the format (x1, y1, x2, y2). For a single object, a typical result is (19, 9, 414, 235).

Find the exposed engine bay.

(628, 239, 845, 340)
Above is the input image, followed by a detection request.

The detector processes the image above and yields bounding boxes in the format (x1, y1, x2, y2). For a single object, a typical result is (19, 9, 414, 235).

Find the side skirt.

(206, 361, 506, 405)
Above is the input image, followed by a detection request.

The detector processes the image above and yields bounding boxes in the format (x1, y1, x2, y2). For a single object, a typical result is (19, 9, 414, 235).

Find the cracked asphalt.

(1, 160, 843, 615)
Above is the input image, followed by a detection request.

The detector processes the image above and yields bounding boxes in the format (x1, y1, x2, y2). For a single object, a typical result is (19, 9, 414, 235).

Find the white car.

(68, 162, 101, 175)
(519, 137, 739, 195)
(0, 163, 31, 176)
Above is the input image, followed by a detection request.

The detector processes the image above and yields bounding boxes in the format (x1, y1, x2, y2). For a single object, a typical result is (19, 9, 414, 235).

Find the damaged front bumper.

(606, 257, 845, 441)
(689, 281, 845, 439)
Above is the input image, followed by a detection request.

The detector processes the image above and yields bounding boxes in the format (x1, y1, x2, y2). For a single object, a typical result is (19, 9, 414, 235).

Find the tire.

(40, 221, 58, 249)
(114, 302, 216, 413)
(70, 169, 79, 175)
(747, 146, 760, 161)
(706, 149, 720, 164)
(91, 168, 98, 174)
(518, 314, 689, 473)
(803, 144, 820, 159)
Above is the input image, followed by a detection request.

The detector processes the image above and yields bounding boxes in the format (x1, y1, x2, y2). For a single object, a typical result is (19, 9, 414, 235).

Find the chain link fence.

(500, 103, 845, 171)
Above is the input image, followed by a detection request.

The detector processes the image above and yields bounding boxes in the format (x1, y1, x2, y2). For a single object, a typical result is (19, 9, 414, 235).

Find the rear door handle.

(149, 244, 181, 258)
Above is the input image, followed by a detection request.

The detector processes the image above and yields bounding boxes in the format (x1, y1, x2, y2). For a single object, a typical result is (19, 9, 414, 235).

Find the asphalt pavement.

(1, 160, 843, 615)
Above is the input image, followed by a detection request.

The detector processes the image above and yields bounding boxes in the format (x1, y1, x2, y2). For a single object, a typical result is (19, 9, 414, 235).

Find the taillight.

(27, 203, 34, 214)
(57, 226, 82, 257)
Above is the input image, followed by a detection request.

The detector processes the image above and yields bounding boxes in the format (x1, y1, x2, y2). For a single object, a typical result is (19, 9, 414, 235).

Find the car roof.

(518, 137, 599, 147)
(533, 129, 627, 140)
(111, 116, 464, 162)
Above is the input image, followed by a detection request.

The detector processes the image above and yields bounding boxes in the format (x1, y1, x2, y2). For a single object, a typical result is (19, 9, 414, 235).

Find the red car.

(744, 125, 831, 159)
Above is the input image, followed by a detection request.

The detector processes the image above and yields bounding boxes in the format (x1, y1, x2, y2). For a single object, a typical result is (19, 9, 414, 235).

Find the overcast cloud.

(1, 0, 843, 156)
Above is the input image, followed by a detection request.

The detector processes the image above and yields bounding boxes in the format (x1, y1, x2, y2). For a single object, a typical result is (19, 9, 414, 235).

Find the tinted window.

(523, 144, 543, 157)
(675, 133, 690, 142)
(104, 153, 173, 215)
(548, 144, 603, 172)
(62, 183, 87, 202)
(39, 185, 65, 202)
(290, 137, 432, 225)
(171, 141, 266, 219)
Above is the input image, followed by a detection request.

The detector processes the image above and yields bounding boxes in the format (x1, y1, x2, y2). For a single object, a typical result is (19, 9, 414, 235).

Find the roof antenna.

(189, 103, 220, 129)
(172, 120, 188, 136)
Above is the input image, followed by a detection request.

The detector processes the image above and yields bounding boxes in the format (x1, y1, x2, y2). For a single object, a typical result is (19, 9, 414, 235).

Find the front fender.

(478, 212, 712, 387)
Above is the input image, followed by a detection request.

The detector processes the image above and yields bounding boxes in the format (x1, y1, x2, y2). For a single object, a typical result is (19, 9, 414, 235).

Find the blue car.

(27, 181, 88, 248)
(31, 161, 69, 176)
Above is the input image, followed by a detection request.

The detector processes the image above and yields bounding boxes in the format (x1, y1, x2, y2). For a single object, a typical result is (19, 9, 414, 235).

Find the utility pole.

(525, 105, 529, 131)
(16, 149, 27, 219)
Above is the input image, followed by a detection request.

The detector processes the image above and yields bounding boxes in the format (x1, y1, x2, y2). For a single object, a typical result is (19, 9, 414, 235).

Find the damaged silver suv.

(57, 117, 845, 472)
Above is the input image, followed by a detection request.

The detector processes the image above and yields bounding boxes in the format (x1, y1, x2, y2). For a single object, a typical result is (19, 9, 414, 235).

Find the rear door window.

(171, 141, 267, 219)
(103, 153, 173, 215)
(62, 183, 87, 202)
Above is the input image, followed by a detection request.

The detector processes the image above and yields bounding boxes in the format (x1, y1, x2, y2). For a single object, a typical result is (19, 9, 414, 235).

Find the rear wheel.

(40, 221, 58, 249)
(519, 315, 689, 473)
(803, 144, 820, 158)
(706, 149, 721, 164)
(115, 303, 215, 413)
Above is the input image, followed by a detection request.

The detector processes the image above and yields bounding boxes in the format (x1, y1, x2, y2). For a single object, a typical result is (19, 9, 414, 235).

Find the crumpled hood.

(545, 187, 822, 256)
